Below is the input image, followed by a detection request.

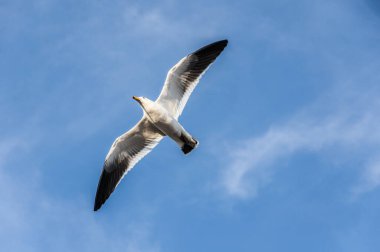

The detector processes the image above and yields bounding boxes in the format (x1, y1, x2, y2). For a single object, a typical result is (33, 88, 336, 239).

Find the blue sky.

(1, 0, 380, 251)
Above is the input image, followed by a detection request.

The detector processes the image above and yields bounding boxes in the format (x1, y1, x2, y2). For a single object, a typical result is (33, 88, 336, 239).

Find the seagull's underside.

(94, 39, 228, 211)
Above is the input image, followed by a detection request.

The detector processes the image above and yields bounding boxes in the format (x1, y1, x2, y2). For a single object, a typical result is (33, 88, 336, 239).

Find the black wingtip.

(93, 176, 113, 212)
(93, 170, 107, 212)
(93, 160, 129, 212)
(94, 194, 103, 211)
(193, 39, 229, 56)
(209, 39, 229, 47)
(94, 202, 101, 211)
(219, 39, 228, 45)
(214, 39, 228, 49)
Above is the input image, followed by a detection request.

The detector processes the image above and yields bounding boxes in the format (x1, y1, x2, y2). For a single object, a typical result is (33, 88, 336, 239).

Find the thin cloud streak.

(216, 0, 380, 201)
(220, 82, 380, 199)
(352, 159, 380, 197)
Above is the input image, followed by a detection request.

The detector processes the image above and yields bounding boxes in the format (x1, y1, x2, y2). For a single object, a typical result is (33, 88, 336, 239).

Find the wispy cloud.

(218, 50, 380, 199)
(217, 0, 380, 200)
(220, 96, 380, 198)
(352, 159, 380, 197)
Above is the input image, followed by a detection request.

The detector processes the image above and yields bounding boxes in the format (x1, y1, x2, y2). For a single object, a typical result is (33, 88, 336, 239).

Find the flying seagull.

(94, 39, 228, 211)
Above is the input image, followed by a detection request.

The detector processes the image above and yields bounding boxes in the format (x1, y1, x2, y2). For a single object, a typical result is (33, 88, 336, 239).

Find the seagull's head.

(132, 96, 153, 109)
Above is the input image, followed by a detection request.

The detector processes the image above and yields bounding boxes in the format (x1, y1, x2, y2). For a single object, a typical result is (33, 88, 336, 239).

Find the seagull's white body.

(94, 40, 228, 211)
(137, 98, 197, 150)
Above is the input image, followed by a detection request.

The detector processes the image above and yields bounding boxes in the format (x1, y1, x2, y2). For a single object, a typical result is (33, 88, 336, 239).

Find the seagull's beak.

(132, 96, 140, 102)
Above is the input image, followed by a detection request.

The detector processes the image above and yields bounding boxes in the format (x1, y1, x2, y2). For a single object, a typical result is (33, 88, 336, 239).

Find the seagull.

(94, 39, 228, 211)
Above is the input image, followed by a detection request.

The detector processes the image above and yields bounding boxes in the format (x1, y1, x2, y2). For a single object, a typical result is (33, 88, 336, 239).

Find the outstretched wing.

(156, 39, 228, 119)
(94, 117, 164, 211)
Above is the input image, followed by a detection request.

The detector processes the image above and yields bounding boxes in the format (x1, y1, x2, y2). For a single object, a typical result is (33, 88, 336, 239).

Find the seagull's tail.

(180, 134, 199, 155)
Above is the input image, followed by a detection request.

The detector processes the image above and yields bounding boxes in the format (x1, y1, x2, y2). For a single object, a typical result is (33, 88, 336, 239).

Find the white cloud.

(352, 159, 380, 197)
(219, 58, 380, 199)
(220, 99, 380, 198)
(216, 0, 380, 201)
